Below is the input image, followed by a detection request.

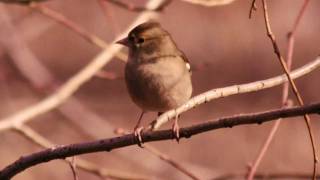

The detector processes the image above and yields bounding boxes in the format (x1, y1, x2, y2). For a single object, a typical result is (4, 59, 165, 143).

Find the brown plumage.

(117, 22, 192, 144)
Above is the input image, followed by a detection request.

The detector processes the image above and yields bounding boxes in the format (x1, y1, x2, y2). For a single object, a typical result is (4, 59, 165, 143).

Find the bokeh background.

(0, 0, 320, 179)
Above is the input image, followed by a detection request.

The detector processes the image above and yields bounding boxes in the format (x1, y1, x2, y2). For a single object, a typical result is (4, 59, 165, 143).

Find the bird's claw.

(172, 121, 180, 143)
(134, 126, 144, 147)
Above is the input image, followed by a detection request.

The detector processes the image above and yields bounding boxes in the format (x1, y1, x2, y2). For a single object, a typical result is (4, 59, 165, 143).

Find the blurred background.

(0, 0, 320, 179)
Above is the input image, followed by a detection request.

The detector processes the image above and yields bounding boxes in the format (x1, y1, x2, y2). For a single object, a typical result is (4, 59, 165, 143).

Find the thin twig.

(105, 0, 172, 12)
(260, 1, 318, 179)
(97, 0, 120, 36)
(246, 101, 293, 180)
(249, 0, 257, 18)
(180, 0, 236, 6)
(286, 0, 310, 71)
(67, 157, 79, 180)
(150, 56, 320, 130)
(115, 129, 201, 180)
(1, 102, 320, 179)
(213, 172, 320, 180)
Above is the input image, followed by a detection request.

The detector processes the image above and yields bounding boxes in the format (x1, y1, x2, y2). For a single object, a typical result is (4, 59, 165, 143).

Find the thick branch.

(1, 102, 320, 179)
(0, 0, 46, 4)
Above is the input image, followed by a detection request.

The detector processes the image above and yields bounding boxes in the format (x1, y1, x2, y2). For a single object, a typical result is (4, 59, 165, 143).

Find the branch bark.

(1, 102, 320, 179)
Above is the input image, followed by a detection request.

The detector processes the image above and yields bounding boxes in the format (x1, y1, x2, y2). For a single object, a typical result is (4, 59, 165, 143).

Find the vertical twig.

(259, 1, 318, 179)
(247, 1, 311, 179)
(249, 0, 257, 18)
(67, 157, 79, 180)
(97, 0, 120, 36)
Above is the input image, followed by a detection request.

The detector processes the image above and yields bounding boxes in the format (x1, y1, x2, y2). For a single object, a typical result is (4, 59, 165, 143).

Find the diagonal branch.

(1, 102, 320, 179)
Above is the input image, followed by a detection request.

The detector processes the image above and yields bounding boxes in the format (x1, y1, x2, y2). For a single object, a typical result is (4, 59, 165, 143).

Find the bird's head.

(117, 22, 177, 59)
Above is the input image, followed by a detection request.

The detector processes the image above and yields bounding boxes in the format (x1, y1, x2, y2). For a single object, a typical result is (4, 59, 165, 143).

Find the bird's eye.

(137, 38, 144, 44)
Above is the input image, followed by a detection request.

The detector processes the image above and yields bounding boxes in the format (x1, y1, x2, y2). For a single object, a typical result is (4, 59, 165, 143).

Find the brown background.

(0, 0, 320, 179)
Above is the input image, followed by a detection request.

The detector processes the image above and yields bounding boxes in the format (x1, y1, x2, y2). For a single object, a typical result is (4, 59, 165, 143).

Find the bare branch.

(97, 0, 120, 36)
(0, 0, 46, 4)
(1, 102, 320, 179)
(105, 0, 172, 12)
(212, 172, 320, 180)
(180, 0, 237, 6)
(248, 0, 257, 18)
(67, 157, 79, 180)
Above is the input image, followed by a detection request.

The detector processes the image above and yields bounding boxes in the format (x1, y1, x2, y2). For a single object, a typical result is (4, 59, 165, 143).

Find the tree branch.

(1, 102, 320, 179)
(248, 0, 257, 18)
(180, 0, 237, 7)
(212, 172, 320, 180)
(0, 0, 46, 4)
(105, 0, 172, 12)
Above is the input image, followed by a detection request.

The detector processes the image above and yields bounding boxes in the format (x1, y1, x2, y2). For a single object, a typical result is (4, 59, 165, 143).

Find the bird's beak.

(116, 37, 129, 46)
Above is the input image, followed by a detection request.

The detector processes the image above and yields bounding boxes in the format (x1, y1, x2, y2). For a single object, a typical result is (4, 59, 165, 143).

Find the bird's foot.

(172, 120, 180, 143)
(134, 126, 144, 148)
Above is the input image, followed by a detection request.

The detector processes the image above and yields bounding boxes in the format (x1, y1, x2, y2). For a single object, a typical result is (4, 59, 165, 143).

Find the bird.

(116, 21, 192, 145)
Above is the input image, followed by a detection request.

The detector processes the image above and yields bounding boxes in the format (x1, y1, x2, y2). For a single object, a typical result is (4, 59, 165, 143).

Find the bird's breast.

(125, 56, 192, 112)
